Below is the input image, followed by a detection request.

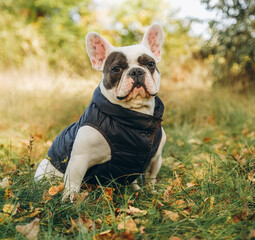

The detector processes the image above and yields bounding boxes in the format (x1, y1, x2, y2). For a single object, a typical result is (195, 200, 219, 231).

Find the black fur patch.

(103, 52, 129, 89)
(138, 54, 157, 75)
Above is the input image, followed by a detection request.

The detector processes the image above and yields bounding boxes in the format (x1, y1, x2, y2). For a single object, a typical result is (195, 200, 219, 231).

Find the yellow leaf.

(163, 210, 179, 222)
(3, 203, 19, 215)
(16, 218, 40, 240)
(48, 182, 64, 196)
(117, 216, 138, 232)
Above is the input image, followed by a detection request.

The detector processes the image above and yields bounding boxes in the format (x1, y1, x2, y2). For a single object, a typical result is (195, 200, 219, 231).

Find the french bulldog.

(34, 23, 166, 201)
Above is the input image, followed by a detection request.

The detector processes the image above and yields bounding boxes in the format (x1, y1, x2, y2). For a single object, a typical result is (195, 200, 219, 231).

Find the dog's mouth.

(117, 83, 157, 101)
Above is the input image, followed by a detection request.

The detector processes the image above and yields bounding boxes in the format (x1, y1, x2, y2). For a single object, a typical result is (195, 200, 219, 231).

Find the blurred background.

(0, 0, 255, 163)
(1, 0, 254, 86)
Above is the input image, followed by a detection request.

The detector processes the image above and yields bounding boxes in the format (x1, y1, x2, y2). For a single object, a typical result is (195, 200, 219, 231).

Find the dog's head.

(85, 24, 164, 106)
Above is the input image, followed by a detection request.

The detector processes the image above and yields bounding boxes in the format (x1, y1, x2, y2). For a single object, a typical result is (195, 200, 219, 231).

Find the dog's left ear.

(85, 32, 114, 71)
(141, 24, 164, 63)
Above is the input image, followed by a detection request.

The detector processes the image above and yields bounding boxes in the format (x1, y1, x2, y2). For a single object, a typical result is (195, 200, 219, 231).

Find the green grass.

(0, 73, 254, 239)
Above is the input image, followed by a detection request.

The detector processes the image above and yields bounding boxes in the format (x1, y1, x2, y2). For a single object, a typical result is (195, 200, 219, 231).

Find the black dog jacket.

(48, 86, 164, 185)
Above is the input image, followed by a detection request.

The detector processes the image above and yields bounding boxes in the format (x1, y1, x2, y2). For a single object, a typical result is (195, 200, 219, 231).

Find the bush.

(201, 0, 255, 87)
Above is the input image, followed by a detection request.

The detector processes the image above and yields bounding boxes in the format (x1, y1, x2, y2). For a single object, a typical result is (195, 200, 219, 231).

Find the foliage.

(201, 0, 255, 87)
(0, 0, 199, 79)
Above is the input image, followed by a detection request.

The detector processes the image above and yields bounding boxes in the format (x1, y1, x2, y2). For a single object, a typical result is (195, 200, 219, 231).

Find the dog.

(34, 23, 166, 201)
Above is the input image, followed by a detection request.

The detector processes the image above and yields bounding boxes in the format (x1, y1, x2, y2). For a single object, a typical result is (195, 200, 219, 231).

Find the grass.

(0, 70, 254, 239)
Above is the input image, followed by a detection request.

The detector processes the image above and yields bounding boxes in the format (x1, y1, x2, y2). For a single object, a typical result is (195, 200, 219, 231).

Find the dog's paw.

(62, 188, 79, 202)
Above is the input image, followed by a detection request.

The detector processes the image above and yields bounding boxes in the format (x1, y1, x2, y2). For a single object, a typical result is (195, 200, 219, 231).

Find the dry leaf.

(248, 171, 255, 182)
(0, 177, 11, 188)
(163, 186, 174, 202)
(169, 236, 182, 240)
(74, 191, 89, 202)
(174, 199, 186, 209)
(163, 210, 179, 222)
(103, 187, 115, 202)
(186, 183, 196, 188)
(140, 226, 146, 234)
(16, 218, 40, 240)
(242, 128, 249, 135)
(173, 177, 182, 188)
(152, 199, 164, 209)
(0, 213, 9, 223)
(94, 230, 135, 240)
(68, 215, 96, 232)
(247, 229, 255, 239)
(3, 203, 19, 215)
(117, 216, 138, 232)
(128, 206, 147, 216)
(48, 182, 64, 196)
(42, 190, 52, 202)
(5, 187, 14, 200)
(94, 229, 113, 240)
(203, 137, 211, 143)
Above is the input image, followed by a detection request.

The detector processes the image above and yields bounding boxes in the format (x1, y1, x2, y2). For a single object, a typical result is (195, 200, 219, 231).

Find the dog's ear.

(85, 32, 113, 71)
(141, 24, 164, 63)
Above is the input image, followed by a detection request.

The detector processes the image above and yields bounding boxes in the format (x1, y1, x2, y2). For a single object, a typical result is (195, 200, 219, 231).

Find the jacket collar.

(92, 86, 164, 132)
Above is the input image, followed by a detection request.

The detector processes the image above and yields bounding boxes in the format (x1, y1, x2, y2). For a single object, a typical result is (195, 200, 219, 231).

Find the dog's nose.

(129, 68, 145, 78)
(129, 68, 145, 86)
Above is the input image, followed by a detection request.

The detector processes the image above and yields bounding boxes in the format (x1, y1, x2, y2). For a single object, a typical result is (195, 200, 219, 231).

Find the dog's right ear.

(85, 32, 113, 71)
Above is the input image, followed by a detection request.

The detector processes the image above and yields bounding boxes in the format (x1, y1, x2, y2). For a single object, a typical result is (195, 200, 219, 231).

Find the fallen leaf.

(94, 229, 113, 240)
(3, 203, 19, 215)
(173, 177, 182, 188)
(207, 116, 216, 125)
(242, 128, 249, 135)
(117, 216, 138, 232)
(0, 213, 9, 223)
(174, 199, 186, 209)
(140, 226, 146, 234)
(186, 183, 196, 188)
(247, 229, 255, 239)
(152, 199, 164, 209)
(0, 177, 11, 188)
(128, 206, 147, 216)
(248, 171, 255, 182)
(48, 182, 64, 196)
(163, 186, 174, 202)
(74, 191, 89, 202)
(163, 210, 179, 222)
(169, 236, 182, 240)
(103, 187, 115, 202)
(5, 187, 14, 200)
(42, 190, 52, 202)
(16, 218, 40, 240)
(68, 215, 96, 232)
(94, 230, 135, 240)
(203, 137, 211, 143)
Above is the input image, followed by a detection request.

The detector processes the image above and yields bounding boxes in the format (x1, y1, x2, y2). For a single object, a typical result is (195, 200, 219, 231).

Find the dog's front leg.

(62, 126, 111, 202)
(63, 156, 89, 201)
(145, 128, 166, 193)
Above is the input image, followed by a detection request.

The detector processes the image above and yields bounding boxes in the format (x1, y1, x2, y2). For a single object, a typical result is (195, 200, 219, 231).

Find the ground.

(0, 71, 254, 239)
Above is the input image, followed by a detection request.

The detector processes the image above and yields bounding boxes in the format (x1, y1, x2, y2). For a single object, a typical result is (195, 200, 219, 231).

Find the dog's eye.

(112, 66, 122, 73)
(147, 61, 155, 69)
